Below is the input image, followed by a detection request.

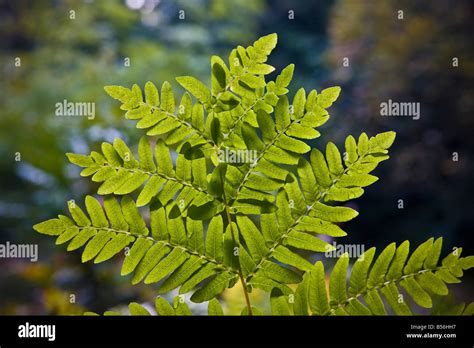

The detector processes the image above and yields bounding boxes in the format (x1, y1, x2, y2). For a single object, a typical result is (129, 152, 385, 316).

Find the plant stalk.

(224, 204, 253, 316)
(220, 165, 253, 315)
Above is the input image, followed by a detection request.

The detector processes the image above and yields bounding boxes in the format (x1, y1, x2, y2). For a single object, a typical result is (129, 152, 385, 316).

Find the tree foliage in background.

(327, 0, 474, 247)
(35, 34, 473, 315)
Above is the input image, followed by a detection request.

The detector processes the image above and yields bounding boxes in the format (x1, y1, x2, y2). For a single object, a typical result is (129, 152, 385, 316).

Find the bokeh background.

(0, 0, 472, 314)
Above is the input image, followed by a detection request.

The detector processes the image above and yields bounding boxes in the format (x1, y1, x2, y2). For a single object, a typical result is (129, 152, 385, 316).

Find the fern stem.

(220, 168, 253, 315)
(224, 204, 253, 316)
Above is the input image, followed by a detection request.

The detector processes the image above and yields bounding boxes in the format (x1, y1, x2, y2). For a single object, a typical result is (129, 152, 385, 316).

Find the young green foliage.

(289, 238, 474, 316)
(34, 33, 472, 316)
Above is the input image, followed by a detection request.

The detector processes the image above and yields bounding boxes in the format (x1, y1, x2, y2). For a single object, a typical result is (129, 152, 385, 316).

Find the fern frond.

(105, 35, 281, 155)
(217, 64, 295, 148)
(292, 238, 473, 315)
(242, 132, 395, 283)
(67, 136, 215, 214)
(34, 33, 474, 317)
(104, 82, 215, 149)
(210, 33, 278, 106)
(176, 36, 340, 217)
(34, 196, 239, 301)
(218, 88, 340, 216)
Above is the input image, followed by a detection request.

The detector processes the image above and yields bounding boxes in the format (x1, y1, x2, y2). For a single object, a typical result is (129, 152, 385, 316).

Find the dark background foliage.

(0, 0, 472, 314)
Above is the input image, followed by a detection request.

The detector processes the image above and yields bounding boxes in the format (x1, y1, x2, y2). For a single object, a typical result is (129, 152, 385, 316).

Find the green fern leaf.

(272, 246, 312, 271)
(129, 302, 151, 316)
(208, 298, 224, 316)
(205, 216, 224, 262)
(286, 230, 333, 252)
(69, 137, 214, 214)
(308, 261, 329, 315)
(329, 253, 349, 306)
(404, 238, 434, 274)
(297, 238, 472, 316)
(33, 218, 67, 236)
(260, 260, 302, 284)
(293, 272, 310, 316)
(176, 76, 211, 105)
(367, 243, 396, 287)
(155, 297, 175, 316)
(236, 216, 268, 263)
(144, 248, 189, 284)
(349, 247, 376, 296)
(270, 288, 291, 315)
(35, 196, 242, 301)
(191, 272, 237, 303)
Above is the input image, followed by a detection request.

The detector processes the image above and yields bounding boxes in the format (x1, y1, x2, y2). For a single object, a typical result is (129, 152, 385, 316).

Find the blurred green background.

(0, 0, 472, 314)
